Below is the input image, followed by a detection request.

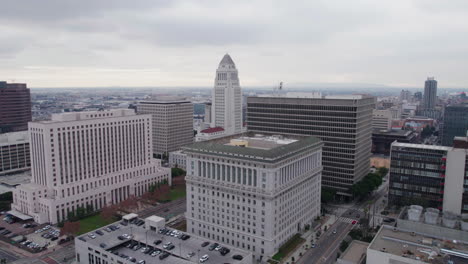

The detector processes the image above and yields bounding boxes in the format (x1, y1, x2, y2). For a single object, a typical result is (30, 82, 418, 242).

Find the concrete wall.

(443, 149, 467, 215)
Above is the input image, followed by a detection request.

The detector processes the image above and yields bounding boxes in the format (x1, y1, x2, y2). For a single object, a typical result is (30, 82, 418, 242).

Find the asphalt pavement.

(0, 247, 19, 263)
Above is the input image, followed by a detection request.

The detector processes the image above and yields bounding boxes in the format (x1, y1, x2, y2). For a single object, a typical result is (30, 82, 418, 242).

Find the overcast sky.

(1, 0, 467, 88)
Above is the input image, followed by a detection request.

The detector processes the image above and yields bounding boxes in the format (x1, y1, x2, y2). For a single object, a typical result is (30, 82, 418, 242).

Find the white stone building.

(11, 109, 170, 224)
(184, 134, 323, 259)
(137, 96, 194, 156)
(168, 150, 187, 169)
(212, 54, 243, 136)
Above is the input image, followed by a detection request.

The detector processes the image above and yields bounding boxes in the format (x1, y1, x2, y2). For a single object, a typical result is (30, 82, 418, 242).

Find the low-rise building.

(371, 129, 417, 155)
(169, 150, 187, 169)
(75, 214, 253, 264)
(336, 240, 368, 264)
(367, 225, 468, 264)
(195, 127, 226, 142)
(0, 131, 30, 175)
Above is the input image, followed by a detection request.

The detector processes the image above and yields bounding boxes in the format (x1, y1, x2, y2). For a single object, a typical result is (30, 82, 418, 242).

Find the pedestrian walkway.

(338, 217, 356, 224)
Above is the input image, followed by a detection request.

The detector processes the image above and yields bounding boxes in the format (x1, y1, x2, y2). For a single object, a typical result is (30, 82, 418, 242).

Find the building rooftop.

(339, 240, 368, 263)
(392, 142, 452, 151)
(36, 109, 136, 124)
(370, 225, 468, 264)
(139, 96, 191, 104)
(372, 129, 414, 136)
(200, 127, 224, 134)
(0, 131, 29, 146)
(183, 133, 322, 162)
(76, 216, 250, 264)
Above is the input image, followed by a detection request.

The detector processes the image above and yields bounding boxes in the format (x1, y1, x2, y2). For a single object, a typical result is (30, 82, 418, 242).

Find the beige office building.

(138, 97, 194, 156)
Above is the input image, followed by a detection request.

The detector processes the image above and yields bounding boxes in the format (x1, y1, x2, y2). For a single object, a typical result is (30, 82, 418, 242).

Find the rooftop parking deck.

(75, 217, 252, 264)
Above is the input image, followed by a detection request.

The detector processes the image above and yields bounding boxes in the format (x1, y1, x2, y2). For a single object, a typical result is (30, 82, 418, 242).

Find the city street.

(297, 220, 353, 264)
(297, 174, 389, 263)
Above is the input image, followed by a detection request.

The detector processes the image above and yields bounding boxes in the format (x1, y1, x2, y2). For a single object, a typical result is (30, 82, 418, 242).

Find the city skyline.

(1, 1, 468, 88)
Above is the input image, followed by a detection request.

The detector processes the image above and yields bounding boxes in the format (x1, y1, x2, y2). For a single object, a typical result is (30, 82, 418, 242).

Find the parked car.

(200, 254, 209, 263)
(159, 252, 169, 260)
(201, 242, 209, 247)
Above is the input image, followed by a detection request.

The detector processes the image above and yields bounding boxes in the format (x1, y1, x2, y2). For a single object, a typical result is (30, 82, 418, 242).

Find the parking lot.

(0, 214, 69, 255)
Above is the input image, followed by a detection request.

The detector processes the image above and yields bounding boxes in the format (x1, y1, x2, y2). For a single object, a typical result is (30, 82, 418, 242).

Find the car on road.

(311, 243, 316, 248)
(154, 239, 162, 245)
(187, 252, 195, 258)
(332, 229, 337, 234)
(166, 244, 175, 250)
(351, 220, 357, 225)
(232, 255, 243, 260)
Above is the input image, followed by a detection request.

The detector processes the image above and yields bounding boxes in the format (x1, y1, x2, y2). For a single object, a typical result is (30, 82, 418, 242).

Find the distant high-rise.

(400, 90, 411, 102)
(423, 77, 437, 110)
(414, 91, 423, 101)
(247, 94, 375, 196)
(138, 97, 194, 156)
(0, 81, 32, 133)
(212, 54, 242, 135)
(204, 102, 212, 124)
(442, 104, 468, 146)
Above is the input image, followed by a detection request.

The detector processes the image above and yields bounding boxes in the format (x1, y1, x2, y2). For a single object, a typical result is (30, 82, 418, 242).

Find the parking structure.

(75, 214, 253, 264)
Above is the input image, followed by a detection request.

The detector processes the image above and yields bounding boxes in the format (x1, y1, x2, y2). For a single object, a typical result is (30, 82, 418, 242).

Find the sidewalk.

(276, 214, 338, 264)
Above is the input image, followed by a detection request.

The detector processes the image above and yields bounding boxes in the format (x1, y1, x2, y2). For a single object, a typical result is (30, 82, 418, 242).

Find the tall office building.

(11, 109, 170, 224)
(138, 97, 194, 156)
(184, 134, 323, 259)
(247, 94, 375, 196)
(423, 77, 437, 110)
(0, 81, 32, 133)
(212, 54, 242, 135)
(442, 104, 468, 146)
(389, 140, 468, 215)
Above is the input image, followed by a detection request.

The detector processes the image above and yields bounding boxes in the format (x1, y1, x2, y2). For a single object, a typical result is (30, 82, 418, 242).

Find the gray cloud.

(0, 0, 467, 88)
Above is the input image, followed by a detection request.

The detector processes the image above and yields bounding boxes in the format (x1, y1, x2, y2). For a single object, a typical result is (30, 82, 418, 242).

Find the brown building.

(0, 81, 32, 133)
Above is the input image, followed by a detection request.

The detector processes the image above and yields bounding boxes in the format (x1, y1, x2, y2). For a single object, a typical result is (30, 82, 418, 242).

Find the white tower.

(212, 54, 242, 135)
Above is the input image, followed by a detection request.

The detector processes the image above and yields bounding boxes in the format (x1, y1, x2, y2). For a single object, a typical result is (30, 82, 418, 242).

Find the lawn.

(271, 234, 305, 261)
(77, 214, 116, 235)
(169, 187, 186, 201)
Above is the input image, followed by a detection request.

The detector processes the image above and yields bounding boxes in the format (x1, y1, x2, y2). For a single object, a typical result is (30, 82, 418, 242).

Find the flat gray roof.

(77, 219, 251, 264)
(183, 133, 322, 162)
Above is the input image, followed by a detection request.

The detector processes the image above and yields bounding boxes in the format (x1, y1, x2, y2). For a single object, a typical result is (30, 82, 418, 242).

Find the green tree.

(340, 241, 349, 252)
(76, 206, 86, 219)
(321, 187, 336, 203)
(377, 167, 388, 177)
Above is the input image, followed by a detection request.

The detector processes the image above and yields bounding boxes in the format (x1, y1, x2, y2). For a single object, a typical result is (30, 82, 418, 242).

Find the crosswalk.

(338, 217, 357, 224)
